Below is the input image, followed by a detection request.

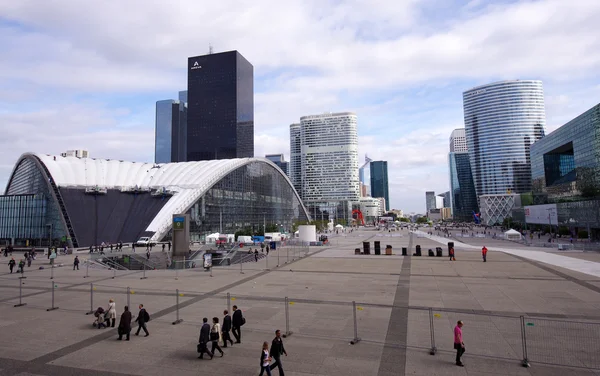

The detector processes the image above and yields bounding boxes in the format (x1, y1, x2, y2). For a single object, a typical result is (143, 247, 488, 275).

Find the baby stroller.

(92, 307, 107, 328)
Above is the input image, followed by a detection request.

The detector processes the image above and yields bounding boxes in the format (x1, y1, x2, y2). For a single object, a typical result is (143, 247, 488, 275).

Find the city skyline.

(0, 1, 599, 212)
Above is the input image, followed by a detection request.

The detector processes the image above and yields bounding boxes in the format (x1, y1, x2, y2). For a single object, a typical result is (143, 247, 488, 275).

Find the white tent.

(335, 224, 344, 229)
(206, 233, 220, 243)
(504, 229, 522, 241)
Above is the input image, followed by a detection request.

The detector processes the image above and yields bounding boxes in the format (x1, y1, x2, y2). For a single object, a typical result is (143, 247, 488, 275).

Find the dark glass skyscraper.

(187, 51, 254, 161)
(449, 152, 479, 221)
(155, 99, 187, 163)
(370, 161, 389, 211)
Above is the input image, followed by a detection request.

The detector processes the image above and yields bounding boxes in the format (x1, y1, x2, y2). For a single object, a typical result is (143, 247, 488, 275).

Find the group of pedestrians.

(197, 306, 243, 359)
(92, 299, 150, 341)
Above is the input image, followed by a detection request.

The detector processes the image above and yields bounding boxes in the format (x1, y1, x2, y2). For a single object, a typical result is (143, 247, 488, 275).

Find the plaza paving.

(0, 229, 599, 375)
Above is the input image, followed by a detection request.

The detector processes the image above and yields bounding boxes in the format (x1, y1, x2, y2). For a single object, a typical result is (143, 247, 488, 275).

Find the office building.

(450, 128, 467, 152)
(265, 154, 289, 176)
(359, 155, 372, 198)
(0, 153, 308, 248)
(439, 191, 451, 208)
(526, 103, 600, 238)
(479, 194, 521, 226)
(463, 80, 546, 196)
(425, 191, 436, 212)
(300, 112, 359, 203)
(289, 123, 302, 196)
(155, 98, 187, 163)
(370, 160, 389, 211)
(449, 152, 479, 221)
(187, 50, 253, 161)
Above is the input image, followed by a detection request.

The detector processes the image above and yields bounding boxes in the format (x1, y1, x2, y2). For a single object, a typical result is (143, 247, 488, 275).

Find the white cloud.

(0, 0, 599, 212)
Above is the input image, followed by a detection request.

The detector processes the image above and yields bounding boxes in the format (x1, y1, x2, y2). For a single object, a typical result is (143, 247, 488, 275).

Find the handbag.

(210, 332, 219, 341)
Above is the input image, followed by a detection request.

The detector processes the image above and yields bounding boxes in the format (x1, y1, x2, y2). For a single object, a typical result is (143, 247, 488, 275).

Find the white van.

(136, 237, 154, 246)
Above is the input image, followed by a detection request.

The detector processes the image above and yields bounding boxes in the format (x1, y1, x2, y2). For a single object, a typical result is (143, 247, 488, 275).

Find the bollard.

(127, 287, 131, 308)
(46, 282, 58, 311)
(286, 247, 289, 264)
(172, 289, 183, 325)
(429, 308, 437, 355)
(140, 263, 147, 279)
(85, 283, 94, 314)
(350, 301, 361, 345)
(266, 253, 269, 270)
(84, 262, 89, 278)
(112, 268, 116, 279)
(277, 249, 280, 267)
(227, 292, 231, 313)
(240, 254, 244, 274)
(520, 316, 530, 367)
(14, 280, 26, 307)
(283, 296, 293, 338)
(175, 266, 179, 280)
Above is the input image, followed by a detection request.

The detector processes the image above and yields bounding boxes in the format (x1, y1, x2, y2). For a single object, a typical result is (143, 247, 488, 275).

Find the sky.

(0, 0, 599, 213)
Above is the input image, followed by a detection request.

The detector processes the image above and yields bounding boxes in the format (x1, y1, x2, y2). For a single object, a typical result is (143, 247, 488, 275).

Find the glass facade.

(155, 99, 187, 164)
(464, 80, 546, 196)
(183, 162, 308, 241)
(3, 157, 66, 245)
(187, 51, 254, 161)
(289, 123, 302, 196)
(370, 160, 389, 211)
(449, 152, 479, 221)
(265, 154, 289, 176)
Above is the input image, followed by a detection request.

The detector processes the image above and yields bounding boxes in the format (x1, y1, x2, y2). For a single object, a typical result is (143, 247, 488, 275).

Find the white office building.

(450, 128, 468, 152)
(289, 123, 302, 196)
(299, 112, 360, 203)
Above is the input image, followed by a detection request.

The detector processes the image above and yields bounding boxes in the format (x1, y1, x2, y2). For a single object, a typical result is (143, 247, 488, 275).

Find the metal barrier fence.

(2, 277, 599, 371)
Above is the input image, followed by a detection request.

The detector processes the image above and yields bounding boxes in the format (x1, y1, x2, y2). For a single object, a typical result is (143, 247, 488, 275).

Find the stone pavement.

(0, 229, 599, 375)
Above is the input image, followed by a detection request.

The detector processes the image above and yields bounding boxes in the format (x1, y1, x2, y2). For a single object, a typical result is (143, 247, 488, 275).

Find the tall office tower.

(155, 98, 187, 163)
(463, 80, 546, 196)
(300, 112, 360, 203)
(440, 191, 451, 208)
(178, 90, 187, 103)
(289, 123, 302, 196)
(449, 152, 479, 221)
(370, 160, 389, 211)
(187, 50, 254, 161)
(265, 154, 289, 176)
(425, 191, 436, 212)
(359, 155, 372, 197)
(450, 128, 468, 152)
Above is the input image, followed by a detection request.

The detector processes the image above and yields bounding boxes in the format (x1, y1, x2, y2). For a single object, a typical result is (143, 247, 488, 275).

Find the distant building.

(265, 154, 289, 176)
(435, 196, 444, 209)
(359, 155, 372, 197)
(449, 152, 479, 221)
(370, 161, 389, 211)
(155, 98, 187, 163)
(425, 191, 436, 212)
(60, 150, 89, 159)
(428, 208, 452, 221)
(187, 50, 253, 161)
(289, 123, 302, 196)
(449, 128, 467, 152)
(479, 194, 521, 226)
(464, 80, 545, 196)
(439, 191, 451, 208)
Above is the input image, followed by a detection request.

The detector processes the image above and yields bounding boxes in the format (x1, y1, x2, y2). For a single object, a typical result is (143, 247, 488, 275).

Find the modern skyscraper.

(425, 191, 436, 212)
(289, 123, 302, 196)
(463, 80, 546, 196)
(265, 154, 289, 176)
(449, 152, 479, 221)
(370, 160, 389, 211)
(155, 98, 187, 163)
(187, 50, 253, 161)
(359, 155, 372, 197)
(450, 128, 467, 152)
(299, 112, 360, 203)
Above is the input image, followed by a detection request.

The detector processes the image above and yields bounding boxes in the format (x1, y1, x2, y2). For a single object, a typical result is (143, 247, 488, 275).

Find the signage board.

(524, 204, 558, 225)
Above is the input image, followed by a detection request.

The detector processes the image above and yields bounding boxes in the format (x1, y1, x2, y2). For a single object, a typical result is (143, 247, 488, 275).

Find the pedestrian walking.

(168, 242, 171, 251)
(259, 341, 272, 376)
(27, 254, 32, 267)
(18, 259, 25, 274)
(49, 250, 57, 266)
(222, 310, 234, 347)
(107, 299, 117, 327)
(454, 320, 465, 366)
(254, 249, 259, 262)
(481, 246, 488, 262)
(270, 329, 287, 375)
(162, 244, 165, 252)
(449, 247, 455, 261)
(146, 250, 150, 260)
(132, 243, 136, 252)
(8, 257, 15, 273)
(211, 317, 224, 357)
(232, 305, 245, 343)
(73, 255, 80, 270)
(118, 305, 132, 340)
(197, 317, 214, 359)
(134, 304, 150, 336)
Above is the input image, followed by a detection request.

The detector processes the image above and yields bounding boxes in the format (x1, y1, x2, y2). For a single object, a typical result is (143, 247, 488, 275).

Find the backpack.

(144, 310, 150, 322)
(241, 316, 246, 326)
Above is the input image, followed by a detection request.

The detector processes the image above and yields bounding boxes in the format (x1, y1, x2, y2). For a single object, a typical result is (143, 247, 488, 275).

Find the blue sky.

(0, 0, 599, 213)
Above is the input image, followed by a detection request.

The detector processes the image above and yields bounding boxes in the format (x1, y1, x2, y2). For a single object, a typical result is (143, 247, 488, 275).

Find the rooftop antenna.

(208, 43, 214, 54)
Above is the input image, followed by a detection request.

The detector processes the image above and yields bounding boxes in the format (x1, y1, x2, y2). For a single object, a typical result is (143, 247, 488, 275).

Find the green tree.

(416, 217, 428, 224)
(398, 217, 410, 223)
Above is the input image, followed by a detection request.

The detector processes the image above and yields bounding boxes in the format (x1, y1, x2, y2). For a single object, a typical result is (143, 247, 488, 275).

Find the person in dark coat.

(222, 310, 234, 347)
(197, 317, 214, 359)
(18, 259, 25, 274)
(134, 304, 150, 336)
(8, 258, 15, 273)
(232, 305, 243, 343)
(270, 329, 287, 375)
(73, 256, 80, 270)
(118, 305, 132, 340)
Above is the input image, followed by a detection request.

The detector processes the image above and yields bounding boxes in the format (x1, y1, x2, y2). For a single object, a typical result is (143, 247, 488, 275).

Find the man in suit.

(134, 304, 150, 337)
(222, 310, 234, 347)
(270, 329, 287, 375)
(232, 305, 243, 343)
(198, 317, 214, 359)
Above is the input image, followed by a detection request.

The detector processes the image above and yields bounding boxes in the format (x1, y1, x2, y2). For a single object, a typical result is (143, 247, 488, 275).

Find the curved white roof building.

(3, 153, 309, 248)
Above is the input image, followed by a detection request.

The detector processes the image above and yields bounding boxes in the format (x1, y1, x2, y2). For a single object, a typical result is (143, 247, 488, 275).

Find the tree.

(265, 223, 279, 233)
(416, 217, 428, 224)
(398, 217, 410, 223)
